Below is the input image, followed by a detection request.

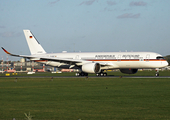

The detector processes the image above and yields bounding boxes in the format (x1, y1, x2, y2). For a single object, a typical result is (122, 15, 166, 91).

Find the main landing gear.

(75, 72, 88, 76)
(75, 72, 108, 77)
(96, 72, 107, 77)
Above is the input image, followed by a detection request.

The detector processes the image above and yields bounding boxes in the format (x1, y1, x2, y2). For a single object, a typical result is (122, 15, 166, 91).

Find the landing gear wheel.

(96, 73, 100, 76)
(155, 73, 159, 77)
(84, 73, 88, 76)
(76, 73, 80, 76)
(76, 72, 88, 76)
(80, 72, 84, 76)
(100, 73, 104, 76)
(96, 72, 107, 77)
(103, 73, 107, 76)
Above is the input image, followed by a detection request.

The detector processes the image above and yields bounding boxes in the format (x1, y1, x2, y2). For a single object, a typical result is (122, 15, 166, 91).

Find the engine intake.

(120, 69, 138, 74)
(82, 63, 101, 73)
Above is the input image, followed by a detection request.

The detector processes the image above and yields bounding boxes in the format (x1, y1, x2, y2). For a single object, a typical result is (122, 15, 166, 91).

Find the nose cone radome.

(164, 61, 169, 67)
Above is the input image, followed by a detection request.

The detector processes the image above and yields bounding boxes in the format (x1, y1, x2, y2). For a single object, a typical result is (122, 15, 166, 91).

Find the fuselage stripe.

(86, 59, 166, 62)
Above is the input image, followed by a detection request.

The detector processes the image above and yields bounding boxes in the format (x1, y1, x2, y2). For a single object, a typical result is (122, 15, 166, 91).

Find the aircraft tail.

(23, 30, 46, 55)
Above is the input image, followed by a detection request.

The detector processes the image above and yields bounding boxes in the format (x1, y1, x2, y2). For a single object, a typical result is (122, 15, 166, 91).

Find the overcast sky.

(1, 0, 170, 60)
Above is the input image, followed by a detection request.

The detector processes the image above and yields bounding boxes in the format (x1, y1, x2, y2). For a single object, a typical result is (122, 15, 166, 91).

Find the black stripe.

(30, 31, 40, 44)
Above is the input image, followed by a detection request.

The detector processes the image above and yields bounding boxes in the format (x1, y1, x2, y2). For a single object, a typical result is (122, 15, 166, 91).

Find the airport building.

(0, 58, 76, 73)
(0, 58, 47, 72)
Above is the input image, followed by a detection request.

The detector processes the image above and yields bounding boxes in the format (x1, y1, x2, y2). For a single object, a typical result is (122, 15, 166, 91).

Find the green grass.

(0, 77, 170, 119)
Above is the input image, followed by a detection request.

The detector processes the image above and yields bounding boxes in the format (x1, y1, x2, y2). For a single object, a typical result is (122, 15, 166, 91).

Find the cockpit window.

(156, 56, 165, 60)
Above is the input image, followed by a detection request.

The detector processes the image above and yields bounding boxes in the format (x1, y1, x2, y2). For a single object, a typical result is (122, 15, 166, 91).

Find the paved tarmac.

(1, 76, 170, 78)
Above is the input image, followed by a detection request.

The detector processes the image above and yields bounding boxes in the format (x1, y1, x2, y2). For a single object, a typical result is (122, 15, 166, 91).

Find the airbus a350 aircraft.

(2, 30, 168, 76)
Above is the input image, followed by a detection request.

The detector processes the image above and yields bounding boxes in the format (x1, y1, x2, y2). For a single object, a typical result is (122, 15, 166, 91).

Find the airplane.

(2, 30, 169, 77)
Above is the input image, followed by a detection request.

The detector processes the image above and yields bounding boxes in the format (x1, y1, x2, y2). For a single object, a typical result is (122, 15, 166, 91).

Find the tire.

(104, 73, 107, 76)
(76, 73, 80, 76)
(100, 73, 104, 76)
(80, 72, 84, 76)
(96, 73, 100, 76)
(155, 73, 159, 77)
(84, 73, 88, 76)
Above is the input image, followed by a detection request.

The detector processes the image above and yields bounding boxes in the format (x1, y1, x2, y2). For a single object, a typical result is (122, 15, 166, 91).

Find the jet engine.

(82, 63, 101, 73)
(119, 69, 138, 74)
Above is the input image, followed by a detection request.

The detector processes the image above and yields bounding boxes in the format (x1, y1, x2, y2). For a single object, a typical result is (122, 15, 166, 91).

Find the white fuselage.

(32, 51, 168, 69)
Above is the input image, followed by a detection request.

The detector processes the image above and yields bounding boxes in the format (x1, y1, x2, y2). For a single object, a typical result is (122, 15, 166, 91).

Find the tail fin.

(23, 30, 46, 55)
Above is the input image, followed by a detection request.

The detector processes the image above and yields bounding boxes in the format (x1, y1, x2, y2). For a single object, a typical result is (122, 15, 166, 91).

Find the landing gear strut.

(155, 68, 159, 77)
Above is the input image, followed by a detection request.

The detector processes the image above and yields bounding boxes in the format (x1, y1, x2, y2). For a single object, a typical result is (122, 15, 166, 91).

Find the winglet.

(1, 47, 21, 57)
(1, 47, 35, 58)
(1, 47, 11, 54)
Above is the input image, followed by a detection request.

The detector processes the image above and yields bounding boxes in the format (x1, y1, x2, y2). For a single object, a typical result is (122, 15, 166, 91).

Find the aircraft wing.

(1, 47, 83, 64)
(39, 57, 119, 69)
(40, 57, 119, 69)
(1, 47, 118, 67)
(40, 57, 83, 64)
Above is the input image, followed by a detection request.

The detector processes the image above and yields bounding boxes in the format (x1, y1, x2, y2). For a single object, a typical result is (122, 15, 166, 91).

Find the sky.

(0, 0, 170, 61)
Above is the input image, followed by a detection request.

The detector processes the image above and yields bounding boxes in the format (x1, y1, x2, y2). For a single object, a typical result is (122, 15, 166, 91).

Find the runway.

(1, 76, 170, 78)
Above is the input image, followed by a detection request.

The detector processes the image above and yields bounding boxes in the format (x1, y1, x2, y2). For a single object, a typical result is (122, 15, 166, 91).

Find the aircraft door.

(75, 55, 79, 59)
(146, 54, 150, 62)
(117, 54, 121, 61)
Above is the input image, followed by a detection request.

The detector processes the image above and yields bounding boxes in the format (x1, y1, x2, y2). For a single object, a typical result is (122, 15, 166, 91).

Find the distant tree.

(164, 55, 170, 65)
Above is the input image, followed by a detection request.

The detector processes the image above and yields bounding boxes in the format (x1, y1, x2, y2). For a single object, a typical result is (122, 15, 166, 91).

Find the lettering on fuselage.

(122, 55, 140, 59)
(95, 54, 140, 59)
(95, 55, 116, 59)
(50, 55, 57, 57)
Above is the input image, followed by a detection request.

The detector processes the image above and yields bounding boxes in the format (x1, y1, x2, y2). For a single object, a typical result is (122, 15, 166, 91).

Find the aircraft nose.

(164, 61, 169, 66)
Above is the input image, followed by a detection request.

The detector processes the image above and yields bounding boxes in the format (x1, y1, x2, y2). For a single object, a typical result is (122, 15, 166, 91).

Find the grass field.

(0, 77, 170, 120)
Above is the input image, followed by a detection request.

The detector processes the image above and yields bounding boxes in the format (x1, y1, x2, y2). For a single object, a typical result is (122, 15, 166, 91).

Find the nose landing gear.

(155, 68, 159, 77)
(155, 72, 159, 77)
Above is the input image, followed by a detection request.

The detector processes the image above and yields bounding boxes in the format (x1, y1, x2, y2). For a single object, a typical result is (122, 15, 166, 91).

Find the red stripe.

(34, 59, 166, 62)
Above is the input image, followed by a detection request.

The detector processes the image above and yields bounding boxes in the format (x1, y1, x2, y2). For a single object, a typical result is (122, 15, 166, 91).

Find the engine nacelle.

(82, 63, 101, 73)
(120, 69, 138, 74)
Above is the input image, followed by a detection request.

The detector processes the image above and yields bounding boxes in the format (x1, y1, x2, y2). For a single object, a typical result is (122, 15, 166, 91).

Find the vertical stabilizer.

(23, 30, 46, 55)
